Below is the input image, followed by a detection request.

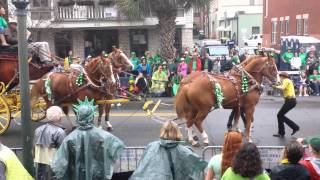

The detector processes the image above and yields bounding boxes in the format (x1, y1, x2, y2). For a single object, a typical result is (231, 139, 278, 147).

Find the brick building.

(13, 0, 194, 60)
(263, 0, 320, 49)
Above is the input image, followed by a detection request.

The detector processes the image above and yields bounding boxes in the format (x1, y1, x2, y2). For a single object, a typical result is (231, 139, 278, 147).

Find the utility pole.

(12, 0, 34, 176)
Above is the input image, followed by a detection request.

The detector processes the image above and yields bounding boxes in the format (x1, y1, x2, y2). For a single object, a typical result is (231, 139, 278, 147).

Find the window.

(252, 26, 260, 34)
(285, 20, 289, 35)
(296, 19, 302, 35)
(280, 21, 284, 35)
(271, 21, 277, 44)
(33, 0, 49, 7)
(303, 19, 308, 35)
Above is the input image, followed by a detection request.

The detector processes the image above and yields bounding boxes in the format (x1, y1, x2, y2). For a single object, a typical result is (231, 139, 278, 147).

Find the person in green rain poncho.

(171, 72, 182, 96)
(129, 121, 207, 180)
(281, 47, 294, 70)
(51, 97, 125, 180)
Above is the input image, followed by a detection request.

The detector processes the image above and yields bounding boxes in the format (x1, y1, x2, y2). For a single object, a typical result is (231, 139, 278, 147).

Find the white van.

(244, 34, 263, 47)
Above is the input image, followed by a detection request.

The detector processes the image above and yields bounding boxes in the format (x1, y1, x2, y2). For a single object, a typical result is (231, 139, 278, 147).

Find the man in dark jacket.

(270, 141, 310, 180)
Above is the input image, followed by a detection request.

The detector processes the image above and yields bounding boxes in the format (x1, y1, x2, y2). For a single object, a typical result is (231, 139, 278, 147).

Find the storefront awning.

(77, 0, 94, 6)
(99, 0, 115, 6)
(57, 0, 75, 6)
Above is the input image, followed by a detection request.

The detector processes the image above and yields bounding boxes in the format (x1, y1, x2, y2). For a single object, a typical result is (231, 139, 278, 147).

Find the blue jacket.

(136, 63, 152, 76)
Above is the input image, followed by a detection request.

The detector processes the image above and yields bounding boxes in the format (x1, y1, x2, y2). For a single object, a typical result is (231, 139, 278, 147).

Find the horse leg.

(194, 112, 210, 145)
(232, 107, 241, 132)
(104, 104, 113, 131)
(186, 119, 199, 146)
(97, 105, 104, 128)
(245, 107, 255, 142)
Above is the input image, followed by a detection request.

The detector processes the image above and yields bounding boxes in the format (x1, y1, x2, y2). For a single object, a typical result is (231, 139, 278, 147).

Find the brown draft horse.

(30, 48, 132, 130)
(0, 52, 55, 91)
(175, 55, 279, 146)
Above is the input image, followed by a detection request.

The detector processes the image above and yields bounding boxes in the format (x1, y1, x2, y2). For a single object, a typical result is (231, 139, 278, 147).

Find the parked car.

(244, 34, 263, 47)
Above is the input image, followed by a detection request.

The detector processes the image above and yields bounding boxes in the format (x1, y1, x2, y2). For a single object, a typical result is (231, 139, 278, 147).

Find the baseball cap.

(308, 137, 320, 153)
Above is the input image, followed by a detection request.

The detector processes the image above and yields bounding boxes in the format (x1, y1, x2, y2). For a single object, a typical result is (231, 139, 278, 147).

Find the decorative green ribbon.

(45, 78, 52, 101)
(76, 72, 84, 86)
(215, 83, 224, 108)
(242, 72, 249, 93)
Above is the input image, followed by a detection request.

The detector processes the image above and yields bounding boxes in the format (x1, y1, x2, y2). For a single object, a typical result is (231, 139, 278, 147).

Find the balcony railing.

(55, 4, 126, 21)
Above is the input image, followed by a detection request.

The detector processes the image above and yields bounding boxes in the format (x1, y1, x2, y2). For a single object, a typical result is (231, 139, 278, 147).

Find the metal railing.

(202, 146, 285, 170)
(56, 4, 126, 21)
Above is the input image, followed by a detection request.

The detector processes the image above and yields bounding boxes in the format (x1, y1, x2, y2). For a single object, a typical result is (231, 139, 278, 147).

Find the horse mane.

(221, 131, 243, 175)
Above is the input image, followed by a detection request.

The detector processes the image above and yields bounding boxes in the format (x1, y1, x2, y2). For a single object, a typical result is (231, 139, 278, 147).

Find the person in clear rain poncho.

(129, 121, 207, 180)
(51, 97, 125, 180)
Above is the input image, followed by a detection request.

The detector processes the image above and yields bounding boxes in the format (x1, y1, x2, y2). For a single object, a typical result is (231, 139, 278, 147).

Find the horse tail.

(175, 84, 192, 119)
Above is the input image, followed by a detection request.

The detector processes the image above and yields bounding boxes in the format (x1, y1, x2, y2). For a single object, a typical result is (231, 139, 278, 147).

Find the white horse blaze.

(121, 52, 134, 70)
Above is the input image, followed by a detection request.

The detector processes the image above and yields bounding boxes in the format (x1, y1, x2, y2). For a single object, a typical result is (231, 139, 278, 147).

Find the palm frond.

(115, 0, 149, 20)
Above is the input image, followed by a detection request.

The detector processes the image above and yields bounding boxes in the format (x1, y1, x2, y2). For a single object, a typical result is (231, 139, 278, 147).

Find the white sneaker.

(305, 94, 309, 97)
(299, 94, 302, 97)
(116, 103, 122, 107)
(111, 104, 115, 107)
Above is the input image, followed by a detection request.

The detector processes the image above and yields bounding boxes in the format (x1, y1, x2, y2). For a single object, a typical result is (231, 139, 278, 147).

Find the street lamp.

(12, 0, 33, 176)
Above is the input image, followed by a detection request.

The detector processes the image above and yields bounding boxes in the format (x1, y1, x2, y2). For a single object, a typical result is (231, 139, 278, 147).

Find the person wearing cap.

(299, 136, 320, 180)
(270, 141, 310, 180)
(177, 57, 188, 77)
(34, 106, 66, 180)
(136, 57, 151, 77)
(51, 97, 125, 180)
(273, 72, 300, 138)
(281, 47, 294, 71)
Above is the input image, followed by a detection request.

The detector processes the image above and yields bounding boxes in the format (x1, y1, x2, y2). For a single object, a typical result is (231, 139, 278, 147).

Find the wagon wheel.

(31, 97, 46, 122)
(0, 95, 11, 135)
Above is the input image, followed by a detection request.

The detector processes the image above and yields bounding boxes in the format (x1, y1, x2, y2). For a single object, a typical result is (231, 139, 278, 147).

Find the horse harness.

(206, 65, 261, 108)
(45, 60, 115, 105)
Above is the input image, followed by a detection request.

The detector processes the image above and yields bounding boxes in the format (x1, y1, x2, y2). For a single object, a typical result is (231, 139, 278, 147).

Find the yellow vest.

(0, 145, 34, 180)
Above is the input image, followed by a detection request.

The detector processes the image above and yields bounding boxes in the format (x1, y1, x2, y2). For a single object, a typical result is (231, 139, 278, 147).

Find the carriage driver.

(5, 20, 52, 64)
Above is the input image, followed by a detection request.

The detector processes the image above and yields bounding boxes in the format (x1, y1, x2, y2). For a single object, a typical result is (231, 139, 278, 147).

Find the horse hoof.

(193, 135, 199, 141)
(189, 140, 200, 147)
(203, 139, 209, 146)
(106, 127, 113, 131)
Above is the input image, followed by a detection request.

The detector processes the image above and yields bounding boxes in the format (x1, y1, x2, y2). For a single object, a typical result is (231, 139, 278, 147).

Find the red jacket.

(188, 57, 201, 72)
(300, 159, 320, 180)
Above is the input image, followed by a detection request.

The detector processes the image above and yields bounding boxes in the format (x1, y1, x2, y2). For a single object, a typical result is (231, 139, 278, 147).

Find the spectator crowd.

(1, 100, 320, 180)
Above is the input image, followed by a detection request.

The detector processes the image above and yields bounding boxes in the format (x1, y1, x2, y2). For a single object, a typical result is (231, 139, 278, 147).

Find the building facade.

(263, 0, 320, 49)
(213, 0, 262, 42)
(218, 13, 262, 46)
(13, 0, 194, 59)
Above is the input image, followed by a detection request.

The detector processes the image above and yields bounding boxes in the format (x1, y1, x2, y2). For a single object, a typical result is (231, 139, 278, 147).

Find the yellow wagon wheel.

(0, 95, 11, 135)
(31, 97, 46, 122)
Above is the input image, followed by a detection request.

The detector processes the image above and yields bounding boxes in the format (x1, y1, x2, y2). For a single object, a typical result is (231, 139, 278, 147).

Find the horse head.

(85, 56, 116, 86)
(243, 55, 279, 84)
(109, 48, 133, 72)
